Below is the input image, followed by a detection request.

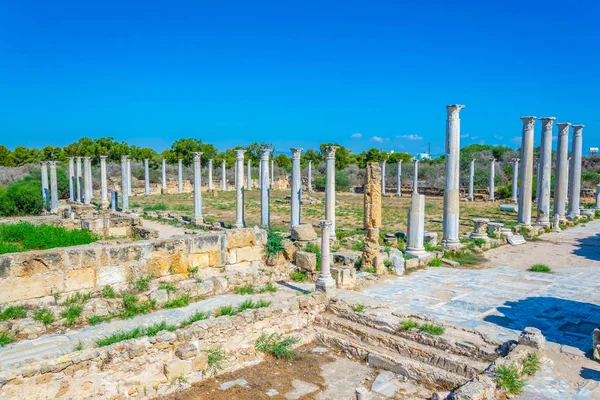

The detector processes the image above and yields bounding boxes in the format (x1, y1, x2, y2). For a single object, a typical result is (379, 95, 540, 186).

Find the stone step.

(316, 313, 490, 379)
(507, 235, 526, 245)
(314, 326, 467, 390)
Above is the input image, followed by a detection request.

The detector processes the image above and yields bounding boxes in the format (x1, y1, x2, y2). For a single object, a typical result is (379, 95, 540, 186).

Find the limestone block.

(132, 226, 160, 240)
(97, 264, 129, 286)
(164, 359, 192, 380)
(290, 224, 318, 241)
(189, 234, 222, 253)
(225, 228, 256, 249)
(83, 298, 120, 318)
(593, 328, 599, 362)
(232, 246, 263, 263)
(11, 318, 46, 338)
(389, 248, 405, 275)
(150, 289, 169, 305)
(175, 343, 198, 360)
(65, 267, 96, 291)
(190, 253, 210, 268)
(518, 327, 546, 350)
(192, 353, 209, 371)
(333, 251, 360, 266)
(451, 375, 496, 400)
(296, 251, 317, 272)
(282, 239, 297, 261)
(331, 267, 356, 288)
(0, 276, 44, 302)
(0, 255, 12, 278)
(107, 226, 128, 237)
(364, 162, 382, 228)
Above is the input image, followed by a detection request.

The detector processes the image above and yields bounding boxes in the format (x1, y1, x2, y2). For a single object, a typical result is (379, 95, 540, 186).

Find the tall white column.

(511, 158, 519, 203)
(49, 161, 58, 213)
(127, 158, 132, 196)
(178, 159, 183, 193)
(221, 160, 227, 191)
(567, 125, 584, 219)
(553, 123, 570, 220)
(406, 194, 428, 257)
(208, 159, 214, 190)
(87, 157, 93, 201)
(308, 160, 313, 192)
(535, 159, 541, 203)
(41, 162, 49, 209)
(413, 160, 419, 193)
(441, 104, 465, 249)
(536, 117, 555, 226)
(192, 152, 203, 223)
(325, 146, 337, 239)
(315, 220, 335, 293)
(121, 156, 129, 211)
(270, 159, 274, 186)
(161, 159, 167, 193)
(381, 159, 387, 196)
(260, 149, 271, 227)
(566, 157, 571, 200)
(234, 150, 245, 228)
(396, 160, 402, 197)
(258, 162, 262, 190)
(100, 156, 109, 209)
(518, 116, 536, 226)
(247, 159, 252, 190)
(68, 157, 75, 202)
(468, 159, 474, 201)
(489, 159, 495, 201)
(595, 184, 600, 210)
(144, 158, 151, 196)
(76, 157, 83, 203)
(290, 148, 303, 227)
(83, 157, 92, 205)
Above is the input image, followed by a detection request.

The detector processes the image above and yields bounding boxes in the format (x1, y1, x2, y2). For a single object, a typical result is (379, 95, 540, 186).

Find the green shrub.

(163, 294, 190, 309)
(87, 315, 112, 326)
(354, 304, 365, 313)
(494, 365, 525, 394)
(102, 286, 117, 298)
(237, 299, 257, 312)
(399, 319, 419, 331)
(473, 238, 487, 247)
(419, 323, 445, 335)
(582, 171, 600, 184)
(255, 333, 297, 360)
(182, 310, 211, 327)
(0, 180, 44, 216)
(265, 229, 284, 256)
(0, 242, 23, 254)
(131, 275, 154, 292)
(291, 271, 307, 282)
(61, 305, 83, 325)
(0, 331, 13, 347)
(258, 282, 278, 293)
(205, 347, 227, 370)
(143, 202, 168, 212)
(33, 308, 55, 325)
(430, 258, 442, 267)
(159, 283, 177, 293)
(351, 239, 364, 251)
(120, 293, 156, 319)
(528, 264, 551, 273)
(314, 170, 350, 191)
(0, 222, 98, 254)
(303, 242, 321, 270)
(235, 285, 255, 295)
(0, 306, 27, 321)
(214, 305, 237, 317)
(62, 291, 91, 306)
(522, 352, 541, 376)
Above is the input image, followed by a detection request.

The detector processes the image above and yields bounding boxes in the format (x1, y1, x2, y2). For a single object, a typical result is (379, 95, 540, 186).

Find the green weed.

(205, 347, 227, 370)
(528, 264, 552, 273)
(0, 331, 14, 347)
(33, 307, 55, 325)
(522, 352, 541, 376)
(291, 271, 307, 282)
(61, 305, 83, 325)
(214, 305, 237, 317)
(159, 283, 178, 292)
(235, 285, 255, 295)
(354, 304, 365, 313)
(163, 294, 190, 309)
(0, 306, 27, 321)
(181, 310, 211, 327)
(102, 286, 117, 298)
(494, 365, 525, 395)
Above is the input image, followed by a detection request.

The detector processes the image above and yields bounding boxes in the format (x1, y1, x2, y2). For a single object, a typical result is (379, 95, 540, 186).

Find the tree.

(0, 145, 15, 166)
(301, 149, 322, 168)
(388, 152, 412, 164)
(165, 138, 218, 167)
(319, 143, 351, 170)
(244, 142, 274, 166)
(12, 146, 38, 166)
(274, 153, 291, 169)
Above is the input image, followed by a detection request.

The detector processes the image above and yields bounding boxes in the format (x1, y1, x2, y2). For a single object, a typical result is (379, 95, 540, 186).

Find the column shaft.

(121, 156, 129, 211)
(234, 150, 245, 228)
(260, 150, 271, 226)
(518, 117, 536, 225)
(208, 159, 213, 190)
(567, 125, 584, 218)
(100, 156, 108, 208)
(192, 152, 203, 222)
(83, 157, 91, 205)
(68, 158, 75, 201)
(406, 194, 428, 257)
(221, 160, 227, 191)
(290, 148, 303, 227)
(49, 161, 59, 213)
(76, 157, 82, 203)
(178, 159, 183, 193)
(325, 147, 337, 238)
(315, 220, 335, 292)
(41, 162, 49, 209)
(144, 159, 151, 195)
(511, 159, 519, 203)
(536, 118, 555, 225)
(396, 161, 402, 196)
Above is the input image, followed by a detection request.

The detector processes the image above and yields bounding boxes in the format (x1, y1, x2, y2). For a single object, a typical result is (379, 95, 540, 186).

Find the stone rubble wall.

(0, 228, 267, 305)
(0, 294, 326, 400)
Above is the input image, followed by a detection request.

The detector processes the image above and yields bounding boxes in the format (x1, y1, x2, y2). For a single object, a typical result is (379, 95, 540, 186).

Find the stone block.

(65, 267, 96, 291)
(0, 255, 12, 278)
(97, 264, 129, 286)
(452, 375, 496, 400)
(333, 251, 360, 266)
(388, 248, 405, 275)
(190, 253, 210, 268)
(331, 267, 356, 288)
(290, 224, 317, 241)
(164, 359, 191, 380)
(150, 289, 169, 305)
(11, 318, 46, 338)
(232, 246, 263, 263)
(225, 229, 256, 249)
(192, 353, 209, 371)
(518, 327, 546, 350)
(282, 239, 297, 261)
(424, 231, 438, 246)
(296, 251, 317, 272)
(175, 343, 198, 360)
(594, 328, 600, 362)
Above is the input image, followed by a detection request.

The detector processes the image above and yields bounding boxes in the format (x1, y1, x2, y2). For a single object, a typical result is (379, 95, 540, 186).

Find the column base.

(100, 200, 110, 210)
(192, 217, 204, 225)
(469, 233, 490, 242)
(533, 221, 551, 228)
(440, 240, 464, 250)
(315, 276, 336, 293)
(405, 248, 430, 258)
(233, 222, 245, 229)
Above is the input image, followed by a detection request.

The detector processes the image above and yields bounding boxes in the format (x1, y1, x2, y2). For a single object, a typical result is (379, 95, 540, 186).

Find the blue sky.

(1, 0, 598, 157)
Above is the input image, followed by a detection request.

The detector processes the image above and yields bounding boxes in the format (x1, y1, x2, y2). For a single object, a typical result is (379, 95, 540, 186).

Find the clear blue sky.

(1, 0, 598, 157)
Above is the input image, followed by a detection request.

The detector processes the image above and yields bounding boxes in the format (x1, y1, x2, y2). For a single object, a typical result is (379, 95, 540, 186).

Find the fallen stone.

(150, 289, 169, 305)
(424, 231, 438, 246)
(355, 386, 369, 400)
(452, 375, 496, 400)
(11, 318, 46, 338)
(431, 392, 451, 400)
(220, 379, 248, 390)
(311, 347, 328, 353)
(296, 251, 317, 272)
(507, 235, 526, 245)
(266, 389, 279, 397)
(499, 204, 518, 212)
(285, 380, 319, 399)
(441, 258, 459, 267)
(371, 370, 401, 397)
(594, 328, 600, 362)
(175, 343, 197, 360)
(388, 248, 405, 275)
(290, 224, 317, 242)
(333, 251, 360, 266)
(518, 327, 546, 350)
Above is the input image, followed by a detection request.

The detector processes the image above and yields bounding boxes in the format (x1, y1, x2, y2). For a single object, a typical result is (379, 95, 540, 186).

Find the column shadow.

(571, 234, 600, 262)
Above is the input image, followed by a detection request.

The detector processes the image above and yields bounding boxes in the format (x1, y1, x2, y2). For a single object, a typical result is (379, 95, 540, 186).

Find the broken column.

(536, 117, 555, 226)
(144, 158, 151, 196)
(470, 218, 490, 242)
(315, 220, 336, 292)
(518, 116, 536, 226)
(68, 157, 75, 201)
(381, 159, 387, 196)
(396, 160, 402, 197)
(290, 148, 303, 227)
(489, 159, 495, 201)
(511, 158, 519, 203)
(567, 125, 584, 219)
(100, 155, 109, 209)
(41, 161, 49, 209)
(76, 156, 82, 203)
(308, 160, 313, 192)
(49, 161, 58, 213)
(362, 162, 384, 272)
(192, 152, 203, 224)
(83, 157, 91, 205)
(234, 150, 245, 228)
(178, 159, 183, 193)
(260, 149, 271, 227)
(162, 159, 167, 194)
(208, 159, 214, 191)
(468, 159, 474, 201)
(406, 193, 428, 258)
(120, 155, 129, 211)
(325, 146, 337, 239)
(441, 104, 465, 249)
(221, 160, 227, 191)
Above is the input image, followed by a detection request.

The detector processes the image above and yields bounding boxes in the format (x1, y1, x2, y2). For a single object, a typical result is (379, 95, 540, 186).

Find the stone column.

(518, 116, 536, 226)
(567, 125, 584, 219)
(489, 159, 495, 201)
(258, 162, 262, 190)
(396, 160, 402, 197)
(595, 184, 600, 210)
(270, 159, 274, 186)
(221, 160, 227, 191)
(535, 159, 541, 203)
(566, 157, 571, 200)
(68, 157, 75, 202)
(234, 150, 246, 228)
(87, 157, 94, 201)
(413, 160, 419, 193)
(144, 159, 151, 196)
(325, 146, 337, 239)
(308, 160, 313, 192)
(192, 152, 203, 223)
(468, 159, 474, 201)
(111, 190, 118, 211)
(208, 159, 214, 190)
(441, 104, 465, 249)
(381, 159, 387, 196)
(100, 156, 109, 209)
(178, 159, 183, 193)
(406, 193, 428, 257)
(162, 159, 167, 193)
(247, 159, 252, 190)
(470, 218, 490, 242)
(536, 117, 556, 226)
(41, 162, 49, 209)
(83, 157, 91, 205)
(511, 158, 519, 203)
(260, 149, 271, 227)
(315, 220, 336, 293)
(362, 162, 384, 272)
(290, 148, 303, 227)
(49, 161, 59, 213)
(120, 156, 129, 211)
(76, 156, 82, 203)
(127, 158, 132, 196)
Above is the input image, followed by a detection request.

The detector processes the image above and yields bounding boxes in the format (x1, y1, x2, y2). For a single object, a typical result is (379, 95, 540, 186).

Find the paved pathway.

(141, 218, 188, 238)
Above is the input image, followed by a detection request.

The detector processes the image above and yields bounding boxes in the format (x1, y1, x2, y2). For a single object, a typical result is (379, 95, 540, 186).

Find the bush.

(0, 180, 44, 216)
(205, 347, 227, 370)
(528, 264, 552, 273)
(33, 308, 55, 325)
(291, 271, 307, 282)
(522, 352, 541, 376)
(494, 365, 525, 394)
(265, 229, 284, 256)
(0, 306, 28, 321)
(255, 333, 297, 360)
(314, 170, 351, 191)
(163, 294, 190, 309)
(0, 331, 13, 347)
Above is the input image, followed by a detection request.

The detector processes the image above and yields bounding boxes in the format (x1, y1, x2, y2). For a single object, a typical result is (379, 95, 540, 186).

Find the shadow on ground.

(571, 233, 600, 262)
(581, 367, 600, 381)
(484, 297, 600, 352)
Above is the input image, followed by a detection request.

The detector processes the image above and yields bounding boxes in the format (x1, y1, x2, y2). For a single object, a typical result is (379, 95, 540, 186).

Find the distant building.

(590, 147, 598, 156)
(416, 153, 431, 161)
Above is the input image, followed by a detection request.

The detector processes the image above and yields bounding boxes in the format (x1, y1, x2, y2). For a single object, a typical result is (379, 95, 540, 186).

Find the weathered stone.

(150, 289, 169, 305)
(220, 378, 248, 390)
(507, 235, 526, 246)
(452, 375, 495, 400)
(331, 267, 356, 288)
(296, 251, 317, 272)
(192, 352, 209, 371)
(290, 224, 317, 242)
(518, 327, 546, 350)
(225, 229, 256, 249)
(285, 380, 319, 400)
(11, 318, 46, 337)
(371, 371, 401, 397)
(364, 162, 382, 229)
(388, 248, 405, 275)
(82, 298, 119, 318)
(175, 343, 197, 360)
(593, 328, 600, 362)
(164, 359, 191, 380)
(333, 251, 360, 266)
(423, 231, 438, 246)
(282, 239, 297, 261)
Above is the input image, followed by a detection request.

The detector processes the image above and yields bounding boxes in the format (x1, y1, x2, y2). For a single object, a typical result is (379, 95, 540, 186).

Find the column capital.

(572, 125, 584, 136)
(397, 159, 402, 165)
(512, 158, 520, 163)
(100, 155, 108, 160)
(83, 156, 91, 161)
(234, 149, 246, 160)
(557, 122, 571, 135)
(520, 116, 537, 130)
(260, 149, 272, 160)
(192, 152, 203, 161)
(324, 146, 338, 159)
(40, 161, 47, 167)
(539, 117, 556, 131)
(381, 159, 386, 165)
(471, 159, 476, 163)
(208, 158, 213, 162)
(120, 155, 128, 162)
(446, 104, 465, 120)
(48, 161, 57, 168)
(290, 148, 303, 159)
(178, 158, 183, 163)
(144, 158, 149, 162)
(318, 220, 333, 229)
(68, 157, 74, 161)
(222, 159, 226, 165)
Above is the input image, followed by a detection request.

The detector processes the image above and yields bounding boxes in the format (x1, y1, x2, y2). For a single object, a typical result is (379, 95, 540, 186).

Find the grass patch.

(399, 319, 445, 335)
(73, 341, 84, 351)
(63, 291, 91, 306)
(363, 266, 377, 274)
(205, 347, 227, 370)
(159, 283, 178, 292)
(181, 310, 211, 327)
(350, 239, 364, 251)
(33, 308, 55, 325)
(429, 258, 442, 267)
(163, 293, 190, 309)
(102, 286, 117, 298)
(131, 275, 154, 292)
(399, 319, 419, 331)
(522, 352, 541, 376)
(96, 321, 176, 347)
(214, 305, 237, 317)
(119, 293, 157, 319)
(445, 250, 484, 266)
(255, 333, 297, 360)
(473, 238, 487, 247)
(143, 202, 168, 212)
(0, 306, 27, 321)
(494, 364, 525, 395)
(235, 284, 255, 295)
(290, 270, 307, 282)
(87, 315, 112, 326)
(0, 331, 13, 347)
(0, 222, 98, 255)
(354, 304, 365, 313)
(258, 282, 278, 293)
(528, 264, 552, 273)
(61, 304, 83, 325)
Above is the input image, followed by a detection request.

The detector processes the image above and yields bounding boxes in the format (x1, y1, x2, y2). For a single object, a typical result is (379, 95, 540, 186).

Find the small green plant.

(265, 229, 284, 256)
(430, 258, 442, 267)
(61, 304, 83, 325)
(95, 321, 176, 347)
(87, 315, 112, 326)
(399, 319, 419, 331)
(205, 347, 227, 370)
(145, 321, 177, 337)
(181, 310, 211, 326)
(237, 299, 257, 312)
(73, 341, 84, 351)
(255, 299, 271, 308)
(255, 333, 297, 360)
(487, 231, 498, 239)
(0, 306, 28, 321)
(188, 266, 198, 275)
(214, 305, 238, 317)
(522, 352, 541, 376)
(363, 266, 377, 274)
(258, 282, 277, 293)
(102, 285, 117, 299)
(473, 238, 487, 247)
(351, 239, 364, 251)
(235, 284, 255, 295)
(354, 256, 362, 268)
(163, 293, 190, 309)
(131, 275, 154, 292)
(53, 291, 61, 301)
(159, 283, 178, 293)
(195, 278, 204, 283)
(419, 323, 445, 335)
(170, 375, 189, 387)
(291, 270, 307, 282)
(528, 264, 552, 273)
(63, 291, 91, 306)
(33, 307, 55, 325)
(354, 304, 365, 313)
(120, 293, 157, 319)
(0, 331, 14, 347)
(303, 242, 321, 270)
(494, 364, 525, 395)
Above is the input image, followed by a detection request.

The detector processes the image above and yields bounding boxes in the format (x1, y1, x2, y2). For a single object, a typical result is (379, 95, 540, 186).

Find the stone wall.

(0, 228, 266, 304)
(0, 294, 325, 400)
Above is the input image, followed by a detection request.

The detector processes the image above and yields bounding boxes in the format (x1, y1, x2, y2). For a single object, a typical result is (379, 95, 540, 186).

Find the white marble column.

(308, 160, 313, 192)
(221, 160, 227, 191)
(536, 117, 555, 226)
(247, 159, 252, 190)
(41, 162, 49, 209)
(595, 184, 600, 210)
(234, 150, 245, 228)
(566, 157, 571, 200)
(144, 158, 151, 196)
(76, 157, 83, 203)
(161, 159, 167, 193)
(413, 160, 419, 193)
(120, 155, 129, 211)
(325, 146, 337, 239)
(87, 157, 94, 201)
(260, 149, 271, 227)
(315, 220, 336, 293)
(178, 159, 183, 193)
(68, 157, 75, 202)
(441, 104, 465, 249)
(396, 160, 402, 197)
(290, 148, 303, 228)
(258, 162, 262, 190)
(270, 159, 274, 186)
(192, 152, 203, 223)
(567, 125, 584, 219)
(127, 158, 132, 196)
(208, 159, 214, 190)
(535, 159, 541, 203)
(489, 159, 495, 201)
(406, 193, 428, 257)
(83, 157, 92, 205)
(468, 159, 475, 201)
(518, 116, 536, 226)
(49, 161, 59, 213)
(100, 156, 109, 209)
(511, 158, 519, 203)
(553, 123, 570, 220)
(381, 160, 387, 196)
